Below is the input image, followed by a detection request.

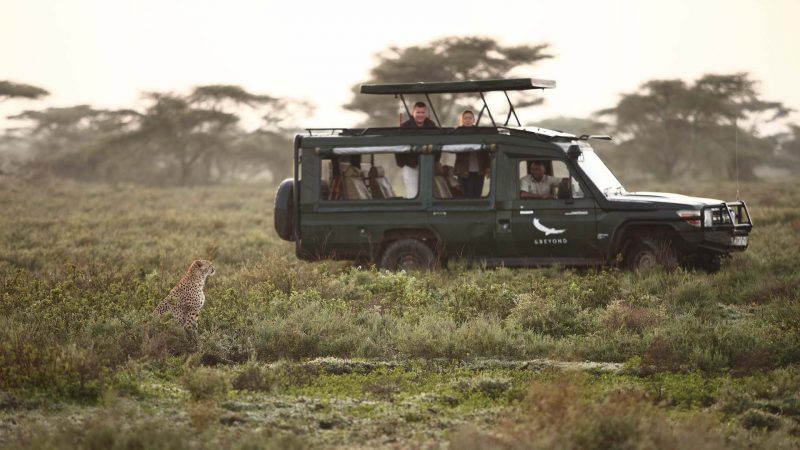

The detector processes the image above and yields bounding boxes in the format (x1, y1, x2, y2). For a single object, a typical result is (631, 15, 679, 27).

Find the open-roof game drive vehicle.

(274, 78, 752, 272)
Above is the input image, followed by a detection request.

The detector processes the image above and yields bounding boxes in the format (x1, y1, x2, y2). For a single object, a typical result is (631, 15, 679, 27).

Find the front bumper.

(698, 201, 752, 252)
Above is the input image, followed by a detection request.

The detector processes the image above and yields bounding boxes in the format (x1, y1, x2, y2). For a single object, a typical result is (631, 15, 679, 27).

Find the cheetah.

(153, 259, 216, 331)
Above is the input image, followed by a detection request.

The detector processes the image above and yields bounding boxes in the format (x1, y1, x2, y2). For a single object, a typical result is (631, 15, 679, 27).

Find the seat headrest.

(344, 165, 363, 177)
(442, 165, 454, 177)
(368, 166, 385, 178)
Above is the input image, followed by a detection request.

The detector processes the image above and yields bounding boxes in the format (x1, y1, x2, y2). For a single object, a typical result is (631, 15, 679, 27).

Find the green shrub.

(232, 364, 278, 393)
(182, 367, 229, 401)
(509, 293, 594, 338)
(251, 302, 370, 360)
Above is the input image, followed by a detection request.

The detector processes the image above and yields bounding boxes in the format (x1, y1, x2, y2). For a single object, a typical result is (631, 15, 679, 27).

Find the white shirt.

(520, 174, 560, 197)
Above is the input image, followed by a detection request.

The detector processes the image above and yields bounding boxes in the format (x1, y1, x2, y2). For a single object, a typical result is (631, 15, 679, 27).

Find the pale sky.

(1, 0, 799, 132)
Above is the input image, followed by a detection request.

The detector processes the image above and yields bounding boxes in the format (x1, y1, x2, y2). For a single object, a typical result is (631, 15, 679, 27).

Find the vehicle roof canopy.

(360, 78, 555, 95)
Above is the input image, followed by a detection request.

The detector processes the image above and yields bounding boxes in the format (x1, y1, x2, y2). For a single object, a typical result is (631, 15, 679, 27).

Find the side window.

(320, 153, 412, 201)
(518, 160, 584, 200)
(433, 150, 492, 199)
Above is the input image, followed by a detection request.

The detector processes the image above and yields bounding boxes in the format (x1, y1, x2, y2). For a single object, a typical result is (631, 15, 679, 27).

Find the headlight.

(703, 209, 713, 227)
(677, 210, 701, 227)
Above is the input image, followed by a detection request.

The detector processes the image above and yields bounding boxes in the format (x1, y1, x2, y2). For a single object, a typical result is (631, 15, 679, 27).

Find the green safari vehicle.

(274, 78, 752, 272)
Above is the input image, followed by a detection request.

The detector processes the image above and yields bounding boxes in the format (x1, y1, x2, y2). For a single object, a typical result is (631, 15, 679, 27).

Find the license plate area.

(731, 236, 748, 247)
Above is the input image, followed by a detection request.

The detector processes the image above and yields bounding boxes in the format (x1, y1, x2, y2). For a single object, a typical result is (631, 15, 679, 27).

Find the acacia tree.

(105, 85, 308, 185)
(8, 105, 139, 180)
(597, 73, 790, 179)
(5, 84, 306, 184)
(0, 81, 50, 174)
(344, 37, 553, 126)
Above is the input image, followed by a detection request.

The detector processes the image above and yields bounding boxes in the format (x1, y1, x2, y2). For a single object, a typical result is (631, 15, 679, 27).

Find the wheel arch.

(609, 221, 682, 262)
(377, 228, 442, 259)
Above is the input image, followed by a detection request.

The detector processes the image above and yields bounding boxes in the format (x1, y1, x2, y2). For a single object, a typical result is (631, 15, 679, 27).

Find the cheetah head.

(190, 259, 216, 278)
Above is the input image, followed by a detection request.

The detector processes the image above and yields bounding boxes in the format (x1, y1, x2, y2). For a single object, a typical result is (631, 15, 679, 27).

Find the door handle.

(432, 211, 447, 216)
(498, 219, 511, 232)
(564, 211, 588, 216)
(520, 210, 534, 215)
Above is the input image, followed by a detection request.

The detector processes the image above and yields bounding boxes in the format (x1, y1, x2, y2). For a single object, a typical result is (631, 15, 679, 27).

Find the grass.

(0, 178, 798, 448)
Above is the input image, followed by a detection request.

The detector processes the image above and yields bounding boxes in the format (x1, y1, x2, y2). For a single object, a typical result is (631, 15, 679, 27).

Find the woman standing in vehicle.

(454, 110, 491, 198)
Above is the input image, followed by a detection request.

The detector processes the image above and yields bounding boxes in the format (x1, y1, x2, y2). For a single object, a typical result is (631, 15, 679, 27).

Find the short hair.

(413, 101, 427, 110)
(460, 109, 475, 126)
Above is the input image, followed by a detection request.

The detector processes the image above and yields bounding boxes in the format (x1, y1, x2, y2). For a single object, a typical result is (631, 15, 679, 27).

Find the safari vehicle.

(274, 78, 752, 272)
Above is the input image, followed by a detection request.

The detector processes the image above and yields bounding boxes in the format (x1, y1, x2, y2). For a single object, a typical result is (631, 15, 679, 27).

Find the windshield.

(573, 145, 626, 197)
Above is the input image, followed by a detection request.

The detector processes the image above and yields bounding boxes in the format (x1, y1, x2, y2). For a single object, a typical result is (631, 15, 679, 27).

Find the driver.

(520, 161, 560, 199)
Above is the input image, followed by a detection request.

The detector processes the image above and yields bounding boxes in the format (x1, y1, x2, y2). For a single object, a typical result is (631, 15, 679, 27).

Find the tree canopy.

(344, 37, 553, 127)
(5, 85, 303, 185)
(0, 81, 49, 101)
(597, 73, 791, 180)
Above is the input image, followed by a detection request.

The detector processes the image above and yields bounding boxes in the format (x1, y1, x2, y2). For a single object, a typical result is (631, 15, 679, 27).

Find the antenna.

(734, 117, 740, 201)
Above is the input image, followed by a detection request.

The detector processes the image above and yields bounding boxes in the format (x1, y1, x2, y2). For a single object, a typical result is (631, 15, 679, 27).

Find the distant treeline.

(2, 37, 799, 185)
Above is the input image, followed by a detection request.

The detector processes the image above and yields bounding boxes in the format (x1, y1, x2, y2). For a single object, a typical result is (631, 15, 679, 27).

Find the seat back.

(441, 165, 462, 197)
(433, 175, 452, 199)
(343, 165, 371, 200)
(368, 166, 395, 199)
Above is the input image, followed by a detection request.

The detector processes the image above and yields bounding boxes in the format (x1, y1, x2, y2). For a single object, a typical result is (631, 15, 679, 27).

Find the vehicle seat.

(433, 161, 453, 198)
(343, 165, 372, 200)
(320, 179, 330, 199)
(442, 165, 462, 197)
(433, 175, 452, 199)
(368, 166, 396, 199)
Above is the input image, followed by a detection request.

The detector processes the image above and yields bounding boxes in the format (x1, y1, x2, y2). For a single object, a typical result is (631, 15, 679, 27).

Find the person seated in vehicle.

(396, 102, 437, 198)
(520, 161, 561, 199)
(454, 110, 491, 198)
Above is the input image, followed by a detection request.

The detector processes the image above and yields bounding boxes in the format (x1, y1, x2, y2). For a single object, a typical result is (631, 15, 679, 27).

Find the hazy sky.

(2, 0, 799, 131)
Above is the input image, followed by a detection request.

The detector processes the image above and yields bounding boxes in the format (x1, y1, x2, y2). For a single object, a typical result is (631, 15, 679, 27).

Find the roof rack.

(360, 78, 555, 95)
(359, 78, 555, 128)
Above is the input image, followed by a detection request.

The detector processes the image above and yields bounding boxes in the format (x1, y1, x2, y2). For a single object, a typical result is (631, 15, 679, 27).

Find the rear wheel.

(625, 237, 678, 271)
(379, 239, 437, 271)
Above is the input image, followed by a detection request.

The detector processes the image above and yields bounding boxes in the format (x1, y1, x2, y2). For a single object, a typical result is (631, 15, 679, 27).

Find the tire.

(379, 239, 437, 271)
(274, 178, 295, 241)
(699, 253, 722, 274)
(625, 237, 678, 272)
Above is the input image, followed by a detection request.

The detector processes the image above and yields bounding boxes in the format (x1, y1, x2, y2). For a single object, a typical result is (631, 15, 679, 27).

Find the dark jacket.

(454, 150, 491, 177)
(396, 118, 438, 168)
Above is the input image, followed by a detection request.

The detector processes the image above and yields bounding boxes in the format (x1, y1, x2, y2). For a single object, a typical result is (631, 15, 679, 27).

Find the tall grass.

(1, 179, 798, 447)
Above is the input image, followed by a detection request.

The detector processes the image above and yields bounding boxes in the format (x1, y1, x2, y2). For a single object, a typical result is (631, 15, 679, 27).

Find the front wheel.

(684, 252, 722, 274)
(625, 237, 678, 271)
(379, 239, 438, 271)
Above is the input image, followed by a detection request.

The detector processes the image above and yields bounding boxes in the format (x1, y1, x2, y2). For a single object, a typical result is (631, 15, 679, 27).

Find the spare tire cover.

(274, 178, 295, 241)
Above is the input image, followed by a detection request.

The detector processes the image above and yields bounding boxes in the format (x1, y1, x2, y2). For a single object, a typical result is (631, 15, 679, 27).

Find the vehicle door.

(426, 146, 497, 260)
(496, 157, 600, 263)
(301, 150, 425, 260)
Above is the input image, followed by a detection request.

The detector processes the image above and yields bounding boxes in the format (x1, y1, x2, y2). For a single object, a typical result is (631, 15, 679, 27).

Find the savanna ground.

(0, 178, 799, 449)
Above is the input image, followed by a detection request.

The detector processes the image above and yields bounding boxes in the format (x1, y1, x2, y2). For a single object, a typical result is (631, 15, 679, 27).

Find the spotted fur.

(153, 259, 216, 331)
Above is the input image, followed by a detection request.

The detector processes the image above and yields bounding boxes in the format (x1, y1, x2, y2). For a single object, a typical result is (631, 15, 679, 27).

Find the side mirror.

(557, 178, 574, 204)
(567, 144, 582, 160)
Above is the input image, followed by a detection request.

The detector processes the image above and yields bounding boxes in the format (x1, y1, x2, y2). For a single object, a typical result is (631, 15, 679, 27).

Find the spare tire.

(274, 178, 296, 241)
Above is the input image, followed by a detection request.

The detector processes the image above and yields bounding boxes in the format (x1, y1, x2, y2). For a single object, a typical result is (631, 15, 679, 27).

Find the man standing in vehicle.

(520, 161, 560, 199)
(396, 102, 437, 198)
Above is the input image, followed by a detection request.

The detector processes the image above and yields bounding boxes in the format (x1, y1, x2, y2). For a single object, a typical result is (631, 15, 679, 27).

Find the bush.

(232, 364, 278, 393)
(182, 367, 229, 401)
